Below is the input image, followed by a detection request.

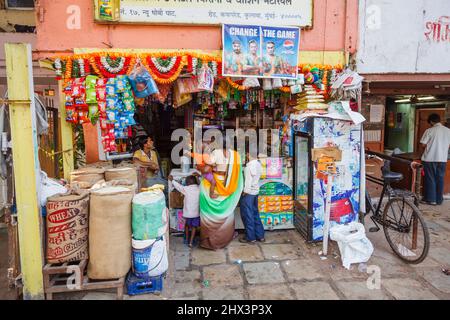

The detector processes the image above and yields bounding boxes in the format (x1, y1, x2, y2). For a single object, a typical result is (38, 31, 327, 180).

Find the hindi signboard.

(95, 0, 313, 27)
(222, 24, 300, 79)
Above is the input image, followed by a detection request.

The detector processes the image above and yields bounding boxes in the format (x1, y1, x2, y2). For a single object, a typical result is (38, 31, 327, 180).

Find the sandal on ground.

(239, 237, 256, 244)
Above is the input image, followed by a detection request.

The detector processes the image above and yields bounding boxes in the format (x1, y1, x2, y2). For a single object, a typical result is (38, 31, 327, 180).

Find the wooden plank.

(5, 43, 44, 300)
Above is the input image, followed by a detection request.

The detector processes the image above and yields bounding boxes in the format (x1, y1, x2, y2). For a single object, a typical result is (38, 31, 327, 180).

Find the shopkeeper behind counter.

(133, 136, 160, 183)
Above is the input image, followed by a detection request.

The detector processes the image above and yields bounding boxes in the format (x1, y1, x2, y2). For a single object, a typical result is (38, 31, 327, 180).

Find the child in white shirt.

(168, 175, 200, 248)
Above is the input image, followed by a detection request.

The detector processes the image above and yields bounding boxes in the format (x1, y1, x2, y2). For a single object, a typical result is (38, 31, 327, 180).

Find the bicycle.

(363, 155, 430, 264)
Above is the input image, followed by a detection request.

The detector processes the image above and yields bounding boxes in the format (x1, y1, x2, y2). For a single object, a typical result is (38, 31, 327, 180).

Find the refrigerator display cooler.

(293, 117, 362, 242)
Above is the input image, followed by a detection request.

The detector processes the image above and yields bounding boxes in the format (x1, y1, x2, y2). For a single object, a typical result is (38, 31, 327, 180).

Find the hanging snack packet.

(115, 75, 128, 93)
(129, 63, 159, 98)
(65, 105, 77, 123)
(98, 101, 107, 113)
(123, 97, 135, 112)
(107, 109, 118, 123)
(97, 78, 108, 87)
(106, 97, 117, 109)
(122, 88, 134, 99)
(88, 104, 99, 121)
(77, 110, 90, 124)
(86, 75, 99, 89)
(96, 87, 107, 101)
(86, 86, 97, 104)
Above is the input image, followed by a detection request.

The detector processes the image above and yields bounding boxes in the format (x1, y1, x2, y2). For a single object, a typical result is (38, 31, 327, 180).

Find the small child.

(168, 175, 200, 248)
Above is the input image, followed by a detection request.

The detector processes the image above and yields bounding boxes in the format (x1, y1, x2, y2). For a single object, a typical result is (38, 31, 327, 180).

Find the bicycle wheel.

(382, 197, 430, 264)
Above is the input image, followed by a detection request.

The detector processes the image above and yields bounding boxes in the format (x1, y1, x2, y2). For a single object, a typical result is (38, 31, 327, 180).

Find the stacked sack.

(131, 190, 168, 279)
(294, 85, 328, 111)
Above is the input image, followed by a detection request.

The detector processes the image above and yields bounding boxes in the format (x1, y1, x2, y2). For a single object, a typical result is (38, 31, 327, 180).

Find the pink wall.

(35, 0, 358, 57)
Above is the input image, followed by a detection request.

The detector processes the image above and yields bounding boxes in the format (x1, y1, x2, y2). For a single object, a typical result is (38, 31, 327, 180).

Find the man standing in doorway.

(240, 150, 265, 244)
(420, 113, 450, 205)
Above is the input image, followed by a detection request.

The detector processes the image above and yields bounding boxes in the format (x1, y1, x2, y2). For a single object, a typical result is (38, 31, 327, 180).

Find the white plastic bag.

(39, 171, 68, 207)
(243, 77, 260, 88)
(197, 64, 214, 92)
(330, 222, 374, 270)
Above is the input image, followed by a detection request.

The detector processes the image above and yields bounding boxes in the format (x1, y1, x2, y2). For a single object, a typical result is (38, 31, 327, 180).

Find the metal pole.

(322, 174, 333, 256)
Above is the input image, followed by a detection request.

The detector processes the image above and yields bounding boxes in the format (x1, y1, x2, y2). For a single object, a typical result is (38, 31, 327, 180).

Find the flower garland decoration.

(151, 57, 178, 73)
(145, 55, 185, 84)
(101, 56, 125, 73)
(191, 57, 199, 75)
(54, 58, 63, 79)
(91, 55, 131, 78)
(279, 86, 291, 93)
(78, 59, 86, 77)
(64, 58, 73, 79)
(226, 77, 249, 91)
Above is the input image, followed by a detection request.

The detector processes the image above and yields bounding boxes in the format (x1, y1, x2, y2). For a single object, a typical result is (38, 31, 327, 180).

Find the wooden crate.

(43, 260, 125, 300)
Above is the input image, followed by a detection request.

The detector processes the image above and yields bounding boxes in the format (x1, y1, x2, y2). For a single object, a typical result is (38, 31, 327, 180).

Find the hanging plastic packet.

(77, 110, 90, 124)
(65, 105, 77, 123)
(86, 75, 99, 89)
(107, 110, 118, 123)
(115, 75, 128, 93)
(88, 104, 99, 121)
(122, 88, 134, 100)
(129, 61, 159, 98)
(197, 63, 214, 92)
(98, 101, 107, 113)
(243, 77, 260, 88)
(123, 98, 135, 112)
(106, 97, 117, 110)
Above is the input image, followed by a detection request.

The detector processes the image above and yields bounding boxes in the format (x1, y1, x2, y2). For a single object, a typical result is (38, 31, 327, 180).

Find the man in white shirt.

(420, 114, 450, 205)
(239, 151, 265, 243)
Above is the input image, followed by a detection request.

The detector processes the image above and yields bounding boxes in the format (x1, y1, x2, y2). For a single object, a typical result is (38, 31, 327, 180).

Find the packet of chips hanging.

(65, 105, 77, 123)
(123, 97, 135, 112)
(115, 75, 128, 93)
(106, 97, 117, 110)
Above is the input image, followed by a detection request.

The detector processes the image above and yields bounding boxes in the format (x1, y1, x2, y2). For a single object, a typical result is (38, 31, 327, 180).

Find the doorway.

(414, 107, 446, 152)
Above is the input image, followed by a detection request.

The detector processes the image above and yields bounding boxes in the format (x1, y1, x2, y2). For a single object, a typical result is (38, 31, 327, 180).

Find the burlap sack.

(46, 193, 89, 264)
(88, 186, 133, 280)
(70, 167, 105, 189)
(105, 167, 138, 191)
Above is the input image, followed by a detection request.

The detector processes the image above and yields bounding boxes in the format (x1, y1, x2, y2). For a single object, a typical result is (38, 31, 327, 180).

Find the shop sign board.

(94, 0, 313, 27)
(222, 24, 300, 79)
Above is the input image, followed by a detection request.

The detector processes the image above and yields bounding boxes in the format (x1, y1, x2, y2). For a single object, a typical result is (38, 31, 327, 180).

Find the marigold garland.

(64, 58, 73, 79)
(226, 77, 249, 91)
(144, 56, 186, 84)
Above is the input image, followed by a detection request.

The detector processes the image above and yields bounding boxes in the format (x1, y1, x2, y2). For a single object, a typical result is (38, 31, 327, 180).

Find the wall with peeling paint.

(357, 0, 450, 73)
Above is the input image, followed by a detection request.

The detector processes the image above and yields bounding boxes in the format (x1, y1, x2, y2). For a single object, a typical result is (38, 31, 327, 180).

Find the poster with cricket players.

(222, 24, 300, 79)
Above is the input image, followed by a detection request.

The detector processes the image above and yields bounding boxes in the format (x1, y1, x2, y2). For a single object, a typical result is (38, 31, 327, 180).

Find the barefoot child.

(168, 175, 200, 247)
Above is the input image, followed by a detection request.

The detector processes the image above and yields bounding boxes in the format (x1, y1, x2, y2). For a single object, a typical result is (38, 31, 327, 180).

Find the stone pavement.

(14, 200, 450, 300)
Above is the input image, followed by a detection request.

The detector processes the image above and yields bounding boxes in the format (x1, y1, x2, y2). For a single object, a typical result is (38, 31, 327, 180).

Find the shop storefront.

(8, 0, 362, 299)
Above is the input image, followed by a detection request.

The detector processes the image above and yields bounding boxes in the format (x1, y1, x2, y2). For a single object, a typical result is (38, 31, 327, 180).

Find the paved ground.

(1, 201, 449, 300)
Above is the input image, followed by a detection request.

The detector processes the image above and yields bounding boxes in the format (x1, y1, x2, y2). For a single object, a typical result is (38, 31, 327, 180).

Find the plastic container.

(132, 236, 168, 278)
(126, 271, 164, 296)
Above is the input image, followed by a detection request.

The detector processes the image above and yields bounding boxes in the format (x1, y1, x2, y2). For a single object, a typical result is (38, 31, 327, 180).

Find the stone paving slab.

(202, 286, 246, 300)
(174, 270, 202, 283)
(281, 259, 325, 281)
(203, 264, 244, 287)
(415, 267, 450, 294)
(335, 280, 391, 300)
(169, 281, 202, 299)
(427, 246, 450, 266)
(228, 245, 264, 262)
(243, 262, 285, 285)
(192, 248, 226, 266)
(260, 244, 302, 260)
(382, 278, 439, 300)
(174, 251, 191, 271)
(81, 292, 118, 300)
(290, 281, 340, 300)
(247, 284, 294, 300)
(261, 231, 295, 244)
